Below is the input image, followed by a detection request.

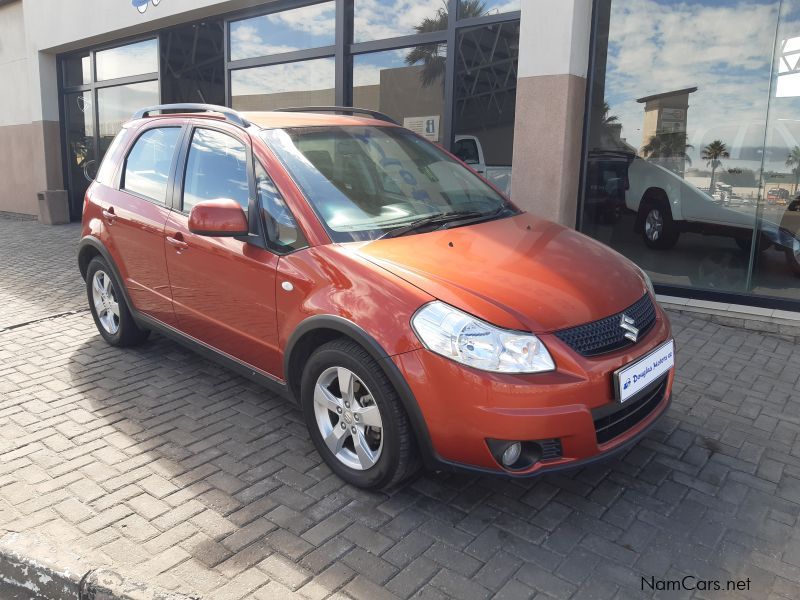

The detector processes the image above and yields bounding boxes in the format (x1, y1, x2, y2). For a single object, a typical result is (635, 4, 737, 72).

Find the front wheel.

(786, 245, 800, 277)
(300, 339, 419, 489)
(640, 203, 680, 250)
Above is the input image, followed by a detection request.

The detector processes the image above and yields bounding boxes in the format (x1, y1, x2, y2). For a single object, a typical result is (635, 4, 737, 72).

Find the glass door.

(64, 91, 96, 217)
(60, 38, 159, 220)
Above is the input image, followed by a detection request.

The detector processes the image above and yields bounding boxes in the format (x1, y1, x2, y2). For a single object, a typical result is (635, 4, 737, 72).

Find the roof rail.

(272, 106, 399, 125)
(131, 104, 250, 127)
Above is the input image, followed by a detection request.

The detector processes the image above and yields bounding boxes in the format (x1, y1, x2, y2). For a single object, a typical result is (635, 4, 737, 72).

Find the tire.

(86, 256, 150, 347)
(786, 246, 800, 277)
(735, 236, 770, 253)
(300, 339, 419, 489)
(640, 201, 680, 250)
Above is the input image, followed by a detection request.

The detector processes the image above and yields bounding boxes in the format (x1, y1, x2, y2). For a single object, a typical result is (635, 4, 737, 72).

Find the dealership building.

(2, 0, 799, 312)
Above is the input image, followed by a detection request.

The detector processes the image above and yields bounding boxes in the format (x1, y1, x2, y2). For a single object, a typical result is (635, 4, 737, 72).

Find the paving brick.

(258, 553, 312, 590)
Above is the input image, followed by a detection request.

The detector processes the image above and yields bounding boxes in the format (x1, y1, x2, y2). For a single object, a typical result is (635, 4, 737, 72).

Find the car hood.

(351, 213, 650, 333)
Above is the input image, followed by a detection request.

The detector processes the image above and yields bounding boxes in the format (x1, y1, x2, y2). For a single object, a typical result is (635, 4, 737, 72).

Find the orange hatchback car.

(79, 104, 675, 489)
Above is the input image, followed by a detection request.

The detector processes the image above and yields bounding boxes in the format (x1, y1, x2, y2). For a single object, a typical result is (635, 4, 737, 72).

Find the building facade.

(1, 0, 798, 310)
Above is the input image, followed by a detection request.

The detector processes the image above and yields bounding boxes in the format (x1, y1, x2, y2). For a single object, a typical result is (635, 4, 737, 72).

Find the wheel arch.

(78, 237, 135, 310)
(284, 315, 437, 467)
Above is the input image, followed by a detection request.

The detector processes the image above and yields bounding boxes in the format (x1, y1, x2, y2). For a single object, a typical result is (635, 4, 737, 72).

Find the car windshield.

(261, 125, 512, 242)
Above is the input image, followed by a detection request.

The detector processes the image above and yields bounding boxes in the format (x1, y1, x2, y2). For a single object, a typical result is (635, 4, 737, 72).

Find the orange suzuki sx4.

(79, 104, 675, 489)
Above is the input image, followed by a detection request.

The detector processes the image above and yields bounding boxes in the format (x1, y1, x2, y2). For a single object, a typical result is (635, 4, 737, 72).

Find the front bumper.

(392, 302, 674, 475)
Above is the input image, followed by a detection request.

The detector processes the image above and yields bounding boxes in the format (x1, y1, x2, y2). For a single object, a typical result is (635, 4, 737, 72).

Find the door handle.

(166, 235, 189, 251)
(102, 207, 116, 223)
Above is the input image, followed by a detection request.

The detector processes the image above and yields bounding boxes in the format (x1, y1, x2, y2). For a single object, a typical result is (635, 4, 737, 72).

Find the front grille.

(592, 376, 667, 445)
(555, 294, 656, 357)
(539, 438, 563, 461)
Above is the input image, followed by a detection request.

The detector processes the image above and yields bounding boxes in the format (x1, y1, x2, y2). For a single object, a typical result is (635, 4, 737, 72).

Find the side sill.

(133, 311, 293, 402)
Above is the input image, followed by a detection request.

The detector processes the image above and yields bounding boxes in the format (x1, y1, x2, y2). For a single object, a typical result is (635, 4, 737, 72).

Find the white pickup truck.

(625, 156, 800, 274)
(454, 135, 513, 197)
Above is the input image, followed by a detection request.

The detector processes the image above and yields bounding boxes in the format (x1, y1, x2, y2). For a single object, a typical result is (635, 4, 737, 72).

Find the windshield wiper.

(440, 205, 511, 230)
(379, 211, 485, 239)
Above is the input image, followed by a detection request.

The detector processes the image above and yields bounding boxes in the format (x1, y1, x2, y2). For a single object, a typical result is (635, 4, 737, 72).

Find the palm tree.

(641, 132, 693, 174)
(786, 146, 800, 193)
(701, 140, 730, 193)
(600, 101, 619, 128)
(405, 0, 487, 87)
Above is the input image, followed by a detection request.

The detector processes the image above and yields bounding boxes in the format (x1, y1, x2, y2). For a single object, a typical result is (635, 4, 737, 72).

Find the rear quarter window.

(95, 127, 130, 186)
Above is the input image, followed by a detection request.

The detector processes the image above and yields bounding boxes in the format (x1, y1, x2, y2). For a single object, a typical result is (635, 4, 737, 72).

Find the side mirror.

(188, 199, 249, 236)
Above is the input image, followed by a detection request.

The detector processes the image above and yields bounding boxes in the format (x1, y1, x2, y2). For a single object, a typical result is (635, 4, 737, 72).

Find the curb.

(0, 533, 199, 600)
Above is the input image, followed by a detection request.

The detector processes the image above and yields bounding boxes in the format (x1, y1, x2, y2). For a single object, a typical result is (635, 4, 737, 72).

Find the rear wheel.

(640, 201, 680, 250)
(86, 257, 149, 347)
(300, 339, 419, 489)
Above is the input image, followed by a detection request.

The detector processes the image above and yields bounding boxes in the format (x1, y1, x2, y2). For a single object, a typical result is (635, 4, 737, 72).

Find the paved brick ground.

(0, 219, 84, 329)
(1, 216, 800, 599)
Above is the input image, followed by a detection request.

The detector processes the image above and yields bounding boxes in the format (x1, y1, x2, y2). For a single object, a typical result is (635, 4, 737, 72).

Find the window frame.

(254, 159, 310, 255)
(119, 124, 185, 206)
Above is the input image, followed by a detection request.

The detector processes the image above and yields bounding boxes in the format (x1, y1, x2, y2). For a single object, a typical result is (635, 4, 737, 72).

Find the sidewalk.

(1, 218, 799, 599)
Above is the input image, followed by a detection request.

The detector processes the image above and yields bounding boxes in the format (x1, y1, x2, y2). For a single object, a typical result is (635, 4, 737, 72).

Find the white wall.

(518, 0, 592, 79)
(0, 1, 30, 126)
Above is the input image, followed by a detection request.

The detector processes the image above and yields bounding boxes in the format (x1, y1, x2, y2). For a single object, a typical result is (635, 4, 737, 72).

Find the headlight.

(411, 301, 555, 373)
(641, 269, 655, 296)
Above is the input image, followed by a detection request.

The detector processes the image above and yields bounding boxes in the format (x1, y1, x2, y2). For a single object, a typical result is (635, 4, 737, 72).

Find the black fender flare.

(77, 236, 136, 310)
(285, 315, 438, 467)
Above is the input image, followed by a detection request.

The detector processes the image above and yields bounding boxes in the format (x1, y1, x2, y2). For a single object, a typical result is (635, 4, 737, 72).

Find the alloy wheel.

(313, 366, 383, 470)
(92, 270, 120, 334)
(645, 208, 663, 242)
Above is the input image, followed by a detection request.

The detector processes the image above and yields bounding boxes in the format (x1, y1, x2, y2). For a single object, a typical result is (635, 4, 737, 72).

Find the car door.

(100, 124, 183, 326)
(164, 123, 283, 377)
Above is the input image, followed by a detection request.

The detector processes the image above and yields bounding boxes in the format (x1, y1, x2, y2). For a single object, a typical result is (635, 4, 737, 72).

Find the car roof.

(241, 111, 396, 130)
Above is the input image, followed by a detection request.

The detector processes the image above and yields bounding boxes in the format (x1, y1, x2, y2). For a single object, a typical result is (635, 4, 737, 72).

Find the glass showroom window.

(353, 46, 447, 142)
(95, 39, 159, 81)
(230, 58, 336, 110)
(580, 0, 799, 304)
(752, 2, 800, 301)
(452, 20, 518, 197)
(457, 0, 520, 20)
(229, 2, 335, 60)
(97, 82, 159, 157)
(353, 0, 448, 42)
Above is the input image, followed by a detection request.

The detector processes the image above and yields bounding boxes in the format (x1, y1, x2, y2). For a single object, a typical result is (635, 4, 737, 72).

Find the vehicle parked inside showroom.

(625, 156, 800, 274)
(453, 134, 513, 197)
(78, 104, 675, 489)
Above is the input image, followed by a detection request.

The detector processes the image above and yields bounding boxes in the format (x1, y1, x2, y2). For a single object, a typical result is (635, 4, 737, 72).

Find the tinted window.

(183, 129, 249, 212)
(256, 161, 307, 252)
(122, 127, 182, 203)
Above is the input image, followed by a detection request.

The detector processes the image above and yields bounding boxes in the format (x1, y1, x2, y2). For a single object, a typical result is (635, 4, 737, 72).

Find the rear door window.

(122, 127, 182, 204)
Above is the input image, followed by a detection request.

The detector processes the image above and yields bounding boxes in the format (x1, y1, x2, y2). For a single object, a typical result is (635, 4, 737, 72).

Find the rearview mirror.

(188, 199, 249, 236)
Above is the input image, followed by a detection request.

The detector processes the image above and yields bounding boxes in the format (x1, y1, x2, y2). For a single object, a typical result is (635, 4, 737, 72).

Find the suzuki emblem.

(620, 313, 639, 343)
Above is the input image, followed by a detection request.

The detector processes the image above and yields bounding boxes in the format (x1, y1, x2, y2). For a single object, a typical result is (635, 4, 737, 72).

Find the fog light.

(501, 442, 522, 467)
